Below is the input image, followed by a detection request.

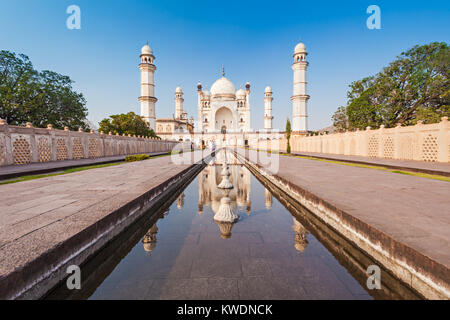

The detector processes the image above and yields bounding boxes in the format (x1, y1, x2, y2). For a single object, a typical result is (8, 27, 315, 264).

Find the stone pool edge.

(234, 151, 449, 300)
(1, 156, 210, 300)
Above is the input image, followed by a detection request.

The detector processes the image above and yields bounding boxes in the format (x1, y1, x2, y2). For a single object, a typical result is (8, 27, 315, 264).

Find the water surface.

(47, 150, 420, 300)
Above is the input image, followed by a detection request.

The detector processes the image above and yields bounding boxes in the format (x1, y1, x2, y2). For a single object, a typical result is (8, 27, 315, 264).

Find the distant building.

(156, 87, 194, 141)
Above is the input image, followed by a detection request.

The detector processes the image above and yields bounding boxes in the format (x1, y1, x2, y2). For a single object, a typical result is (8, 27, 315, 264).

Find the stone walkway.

(0, 151, 208, 299)
(292, 151, 450, 176)
(237, 149, 450, 298)
(0, 152, 169, 180)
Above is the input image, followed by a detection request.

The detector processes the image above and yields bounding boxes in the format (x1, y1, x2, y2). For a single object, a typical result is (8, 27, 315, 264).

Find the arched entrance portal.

(215, 107, 233, 132)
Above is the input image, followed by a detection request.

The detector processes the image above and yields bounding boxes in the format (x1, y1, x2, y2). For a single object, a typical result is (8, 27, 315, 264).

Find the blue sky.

(0, 0, 449, 130)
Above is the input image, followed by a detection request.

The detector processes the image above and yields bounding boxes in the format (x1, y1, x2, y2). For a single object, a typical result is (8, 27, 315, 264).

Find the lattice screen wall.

(12, 136, 31, 165)
(382, 136, 394, 159)
(421, 134, 438, 162)
(0, 124, 177, 166)
(368, 136, 379, 158)
(38, 136, 51, 162)
(289, 117, 449, 163)
(57, 138, 69, 161)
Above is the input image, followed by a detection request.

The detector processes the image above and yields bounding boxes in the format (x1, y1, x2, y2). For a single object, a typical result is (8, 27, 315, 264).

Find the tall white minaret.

(245, 81, 251, 131)
(175, 86, 184, 119)
(139, 44, 157, 130)
(196, 82, 203, 132)
(264, 86, 273, 130)
(291, 40, 309, 133)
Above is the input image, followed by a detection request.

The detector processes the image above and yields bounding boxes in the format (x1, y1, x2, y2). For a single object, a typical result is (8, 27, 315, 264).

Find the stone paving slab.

(237, 149, 450, 298)
(0, 151, 208, 299)
(0, 152, 169, 180)
(292, 151, 450, 176)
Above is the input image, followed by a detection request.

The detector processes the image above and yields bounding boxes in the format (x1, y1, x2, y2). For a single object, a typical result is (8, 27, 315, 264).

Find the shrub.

(125, 154, 150, 162)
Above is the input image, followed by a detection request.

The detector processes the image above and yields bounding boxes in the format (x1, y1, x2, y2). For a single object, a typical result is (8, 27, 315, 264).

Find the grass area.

(390, 170, 450, 182)
(125, 154, 151, 162)
(292, 154, 450, 182)
(0, 162, 123, 185)
(252, 148, 450, 182)
(0, 152, 173, 186)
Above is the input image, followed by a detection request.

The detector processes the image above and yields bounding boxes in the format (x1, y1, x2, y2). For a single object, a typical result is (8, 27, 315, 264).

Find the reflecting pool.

(46, 150, 421, 300)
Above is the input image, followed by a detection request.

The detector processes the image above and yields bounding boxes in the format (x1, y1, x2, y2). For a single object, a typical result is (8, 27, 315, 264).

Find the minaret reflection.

(177, 192, 185, 210)
(292, 217, 308, 253)
(142, 223, 158, 254)
(265, 188, 272, 210)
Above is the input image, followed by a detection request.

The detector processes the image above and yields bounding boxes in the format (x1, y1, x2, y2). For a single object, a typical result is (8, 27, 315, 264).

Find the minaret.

(175, 86, 184, 119)
(197, 81, 203, 132)
(264, 86, 273, 130)
(291, 40, 309, 133)
(245, 81, 251, 131)
(139, 43, 157, 130)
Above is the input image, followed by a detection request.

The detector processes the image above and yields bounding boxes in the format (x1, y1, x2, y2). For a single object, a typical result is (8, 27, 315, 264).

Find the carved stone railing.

(290, 117, 450, 163)
(0, 120, 177, 166)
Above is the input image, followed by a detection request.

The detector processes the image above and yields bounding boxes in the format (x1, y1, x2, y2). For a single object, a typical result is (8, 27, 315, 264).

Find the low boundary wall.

(0, 121, 177, 167)
(290, 117, 450, 163)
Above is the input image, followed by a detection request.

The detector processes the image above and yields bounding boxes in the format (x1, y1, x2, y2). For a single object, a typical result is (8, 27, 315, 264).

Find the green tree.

(333, 42, 450, 129)
(99, 112, 157, 138)
(285, 117, 292, 154)
(0, 50, 89, 130)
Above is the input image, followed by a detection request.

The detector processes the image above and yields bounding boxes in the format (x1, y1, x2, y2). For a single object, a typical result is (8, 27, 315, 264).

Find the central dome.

(210, 77, 236, 96)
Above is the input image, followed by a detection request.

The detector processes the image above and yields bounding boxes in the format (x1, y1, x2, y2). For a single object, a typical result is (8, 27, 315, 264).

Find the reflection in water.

(46, 149, 422, 300)
(265, 188, 272, 210)
(215, 221, 236, 239)
(292, 217, 309, 253)
(198, 160, 251, 218)
(214, 189, 239, 224)
(176, 192, 185, 210)
(214, 154, 239, 223)
(142, 223, 158, 254)
(217, 162, 234, 190)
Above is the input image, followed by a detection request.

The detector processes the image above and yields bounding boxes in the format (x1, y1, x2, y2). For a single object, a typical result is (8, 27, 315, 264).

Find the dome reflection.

(214, 220, 236, 239)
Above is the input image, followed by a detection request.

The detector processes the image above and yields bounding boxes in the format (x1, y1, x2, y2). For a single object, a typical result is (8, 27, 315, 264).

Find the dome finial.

(222, 65, 225, 77)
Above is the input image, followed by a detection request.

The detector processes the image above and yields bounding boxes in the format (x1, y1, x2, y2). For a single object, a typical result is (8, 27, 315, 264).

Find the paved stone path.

(0, 151, 207, 298)
(292, 151, 450, 176)
(0, 151, 169, 180)
(238, 149, 450, 268)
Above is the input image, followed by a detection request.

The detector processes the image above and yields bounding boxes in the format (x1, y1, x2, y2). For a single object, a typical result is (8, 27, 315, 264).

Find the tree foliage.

(99, 112, 157, 138)
(285, 117, 292, 153)
(332, 106, 348, 133)
(0, 50, 89, 130)
(332, 42, 450, 130)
